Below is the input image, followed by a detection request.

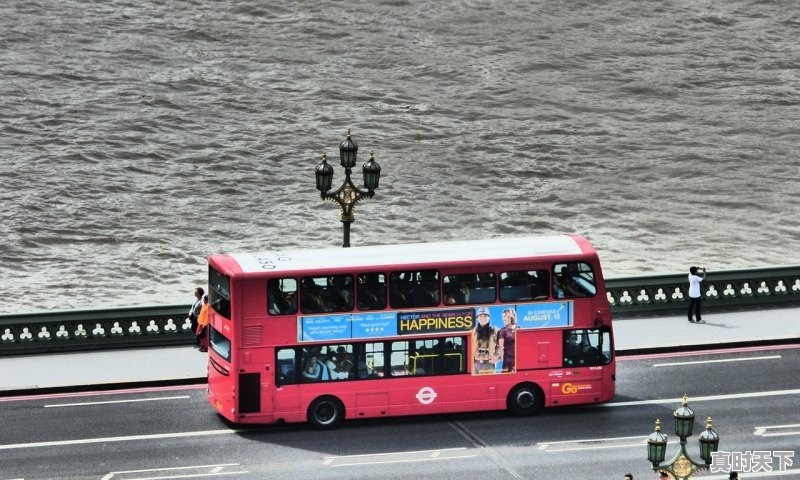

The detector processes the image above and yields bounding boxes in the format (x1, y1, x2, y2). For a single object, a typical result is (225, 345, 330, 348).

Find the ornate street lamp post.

(314, 129, 381, 248)
(647, 394, 721, 480)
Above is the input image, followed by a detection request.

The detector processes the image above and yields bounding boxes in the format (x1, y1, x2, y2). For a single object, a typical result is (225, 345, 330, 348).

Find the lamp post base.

(342, 221, 351, 248)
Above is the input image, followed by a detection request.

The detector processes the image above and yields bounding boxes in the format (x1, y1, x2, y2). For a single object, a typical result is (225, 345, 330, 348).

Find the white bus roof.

(222, 235, 589, 275)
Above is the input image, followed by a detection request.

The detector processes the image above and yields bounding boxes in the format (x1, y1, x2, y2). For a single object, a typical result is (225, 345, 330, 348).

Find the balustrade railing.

(2, 266, 799, 355)
(606, 266, 800, 316)
(0, 305, 191, 355)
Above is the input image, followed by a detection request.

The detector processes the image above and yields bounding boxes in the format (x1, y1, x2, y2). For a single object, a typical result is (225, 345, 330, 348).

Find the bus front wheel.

(307, 396, 344, 430)
(507, 383, 543, 416)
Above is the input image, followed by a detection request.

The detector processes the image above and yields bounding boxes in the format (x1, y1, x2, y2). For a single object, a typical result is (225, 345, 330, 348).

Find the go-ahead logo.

(561, 382, 592, 394)
(416, 386, 438, 404)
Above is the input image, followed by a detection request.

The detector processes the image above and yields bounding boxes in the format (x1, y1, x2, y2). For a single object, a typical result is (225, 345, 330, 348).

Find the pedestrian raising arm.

(687, 266, 706, 323)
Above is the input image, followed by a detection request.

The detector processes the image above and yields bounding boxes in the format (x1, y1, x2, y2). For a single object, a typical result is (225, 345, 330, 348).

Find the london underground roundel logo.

(416, 386, 437, 405)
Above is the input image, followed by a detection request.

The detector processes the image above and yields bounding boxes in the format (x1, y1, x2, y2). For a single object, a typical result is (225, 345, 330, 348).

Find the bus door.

(238, 348, 273, 418)
(552, 329, 610, 406)
(273, 347, 301, 417)
(385, 340, 443, 416)
(460, 335, 499, 412)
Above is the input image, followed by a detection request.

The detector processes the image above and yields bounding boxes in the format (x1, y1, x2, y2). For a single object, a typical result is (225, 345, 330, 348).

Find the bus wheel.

(307, 396, 344, 430)
(507, 383, 543, 417)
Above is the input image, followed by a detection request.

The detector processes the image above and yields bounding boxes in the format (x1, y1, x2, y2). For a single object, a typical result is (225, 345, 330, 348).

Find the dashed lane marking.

(323, 448, 476, 467)
(0, 429, 238, 450)
(44, 396, 191, 408)
(537, 435, 646, 452)
(101, 463, 247, 480)
(754, 423, 800, 437)
(600, 388, 800, 407)
(652, 355, 781, 367)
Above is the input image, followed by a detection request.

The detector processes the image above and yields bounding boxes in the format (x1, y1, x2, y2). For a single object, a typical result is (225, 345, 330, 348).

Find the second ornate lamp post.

(647, 394, 721, 480)
(314, 129, 381, 248)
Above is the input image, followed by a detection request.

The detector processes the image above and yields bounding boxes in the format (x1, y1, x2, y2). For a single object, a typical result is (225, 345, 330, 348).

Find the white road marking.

(537, 435, 646, 452)
(328, 454, 477, 467)
(323, 448, 476, 467)
(0, 430, 238, 451)
(113, 474, 244, 480)
(329, 455, 478, 467)
(44, 396, 190, 408)
(449, 420, 523, 479)
(324, 447, 469, 459)
(754, 423, 800, 437)
(542, 442, 645, 452)
(618, 343, 800, 362)
(601, 388, 800, 407)
(702, 472, 800, 478)
(538, 434, 645, 445)
(652, 355, 781, 367)
(4, 387, 799, 470)
(541, 392, 800, 453)
(0, 385, 206, 403)
(101, 463, 247, 480)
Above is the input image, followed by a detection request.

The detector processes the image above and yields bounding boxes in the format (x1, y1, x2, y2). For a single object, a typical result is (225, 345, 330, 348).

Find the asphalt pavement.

(1, 306, 798, 394)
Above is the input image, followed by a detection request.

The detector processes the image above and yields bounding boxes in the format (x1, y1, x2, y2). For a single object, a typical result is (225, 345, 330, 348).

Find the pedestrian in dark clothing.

(188, 287, 204, 346)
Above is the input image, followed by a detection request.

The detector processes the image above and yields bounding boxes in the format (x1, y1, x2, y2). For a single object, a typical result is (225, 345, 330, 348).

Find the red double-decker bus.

(206, 235, 615, 429)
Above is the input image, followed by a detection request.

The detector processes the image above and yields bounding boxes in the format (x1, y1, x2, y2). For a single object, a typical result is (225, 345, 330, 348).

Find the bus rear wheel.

(507, 383, 543, 416)
(307, 396, 344, 430)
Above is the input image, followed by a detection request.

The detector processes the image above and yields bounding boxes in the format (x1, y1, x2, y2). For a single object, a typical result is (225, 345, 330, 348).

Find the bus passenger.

(334, 348, 354, 379)
(357, 357, 370, 378)
(445, 277, 470, 304)
(301, 278, 324, 313)
(302, 353, 323, 381)
(268, 282, 295, 315)
(332, 276, 354, 310)
(323, 351, 338, 380)
(555, 266, 582, 298)
(471, 307, 500, 374)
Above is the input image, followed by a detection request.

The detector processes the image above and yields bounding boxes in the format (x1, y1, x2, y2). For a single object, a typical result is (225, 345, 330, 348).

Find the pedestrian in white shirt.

(687, 266, 706, 323)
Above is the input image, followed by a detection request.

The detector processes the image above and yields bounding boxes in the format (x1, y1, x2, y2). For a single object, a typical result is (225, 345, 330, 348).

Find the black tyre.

(307, 396, 345, 430)
(506, 383, 543, 416)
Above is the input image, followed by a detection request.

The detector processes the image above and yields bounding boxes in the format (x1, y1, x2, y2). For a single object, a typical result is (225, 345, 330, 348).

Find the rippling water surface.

(2, 0, 799, 314)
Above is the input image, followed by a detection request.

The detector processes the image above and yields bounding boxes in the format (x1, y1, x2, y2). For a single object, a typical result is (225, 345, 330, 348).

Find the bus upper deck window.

(357, 273, 387, 311)
(268, 278, 297, 316)
(390, 270, 439, 309)
(300, 275, 354, 314)
(499, 270, 548, 302)
(443, 273, 495, 305)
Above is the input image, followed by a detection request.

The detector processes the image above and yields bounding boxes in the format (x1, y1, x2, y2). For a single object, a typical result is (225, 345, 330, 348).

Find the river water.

(2, 0, 799, 314)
